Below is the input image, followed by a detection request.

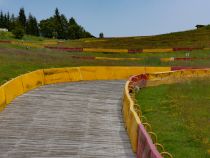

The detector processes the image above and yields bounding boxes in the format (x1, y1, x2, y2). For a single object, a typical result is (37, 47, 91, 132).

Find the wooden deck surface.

(0, 81, 135, 158)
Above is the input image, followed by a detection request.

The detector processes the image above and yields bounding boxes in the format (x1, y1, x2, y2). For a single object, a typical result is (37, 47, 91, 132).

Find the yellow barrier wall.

(43, 67, 170, 83)
(80, 67, 147, 80)
(95, 57, 143, 61)
(0, 87, 6, 112)
(2, 76, 24, 104)
(129, 107, 140, 152)
(122, 68, 210, 154)
(145, 67, 171, 73)
(66, 67, 83, 81)
(123, 81, 141, 152)
(83, 48, 128, 53)
(160, 58, 174, 62)
(143, 48, 173, 53)
(43, 41, 58, 45)
(11, 41, 42, 48)
(110, 67, 145, 79)
(21, 70, 44, 92)
(43, 68, 70, 85)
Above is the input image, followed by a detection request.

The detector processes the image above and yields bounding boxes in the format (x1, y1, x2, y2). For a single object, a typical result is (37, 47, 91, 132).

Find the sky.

(0, 0, 210, 37)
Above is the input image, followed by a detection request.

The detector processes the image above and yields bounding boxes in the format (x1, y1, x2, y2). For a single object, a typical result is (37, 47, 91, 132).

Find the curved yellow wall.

(123, 68, 210, 153)
(0, 66, 170, 113)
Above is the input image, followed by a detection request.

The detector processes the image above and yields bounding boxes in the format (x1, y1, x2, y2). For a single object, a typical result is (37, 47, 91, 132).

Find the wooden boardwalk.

(0, 81, 135, 158)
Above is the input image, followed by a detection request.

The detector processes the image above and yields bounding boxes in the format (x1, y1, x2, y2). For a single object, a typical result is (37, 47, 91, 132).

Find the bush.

(12, 26, 24, 39)
(99, 32, 104, 38)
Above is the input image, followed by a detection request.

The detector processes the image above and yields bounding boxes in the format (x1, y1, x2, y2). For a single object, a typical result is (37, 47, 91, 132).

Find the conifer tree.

(18, 8, 26, 30)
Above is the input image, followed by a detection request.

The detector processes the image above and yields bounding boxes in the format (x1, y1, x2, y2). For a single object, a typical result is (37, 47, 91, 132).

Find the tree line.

(0, 8, 93, 39)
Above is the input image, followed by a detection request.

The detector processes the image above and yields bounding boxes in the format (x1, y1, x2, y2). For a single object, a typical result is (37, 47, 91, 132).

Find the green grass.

(0, 31, 50, 42)
(1, 43, 210, 85)
(136, 78, 210, 158)
(58, 26, 210, 49)
(0, 32, 14, 40)
(0, 27, 210, 91)
(3, 25, 210, 49)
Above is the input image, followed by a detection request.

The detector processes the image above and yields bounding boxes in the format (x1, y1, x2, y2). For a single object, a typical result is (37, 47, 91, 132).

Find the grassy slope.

(59, 26, 210, 49)
(1, 41, 210, 85)
(0, 27, 210, 83)
(2, 25, 210, 49)
(136, 78, 210, 158)
(0, 31, 46, 41)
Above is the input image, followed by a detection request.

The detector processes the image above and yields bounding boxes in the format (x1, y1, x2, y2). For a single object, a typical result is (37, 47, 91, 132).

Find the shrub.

(12, 25, 24, 39)
(99, 32, 104, 38)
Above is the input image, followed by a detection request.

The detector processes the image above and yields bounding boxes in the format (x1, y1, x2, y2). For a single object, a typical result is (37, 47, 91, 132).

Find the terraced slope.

(59, 26, 210, 49)
(0, 81, 134, 158)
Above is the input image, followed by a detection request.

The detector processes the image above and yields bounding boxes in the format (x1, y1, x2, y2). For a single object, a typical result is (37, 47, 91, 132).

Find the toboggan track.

(0, 66, 209, 158)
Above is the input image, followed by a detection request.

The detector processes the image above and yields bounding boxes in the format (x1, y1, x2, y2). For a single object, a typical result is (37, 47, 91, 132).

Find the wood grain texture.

(0, 81, 135, 158)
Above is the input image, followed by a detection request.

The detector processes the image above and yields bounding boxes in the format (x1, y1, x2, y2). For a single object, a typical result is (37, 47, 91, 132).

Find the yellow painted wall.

(123, 81, 141, 153)
(145, 67, 171, 73)
(66, 67, 82, 81)
(143, 48, 173, 53)
(0, 87, 6, 112)
(95, 57, 143, 61)
(79, 67, 147, 80)
(43, 68, 70, 85)
(83, 48, 128, 53)
(2, 76, 24, 104)
(21, 70, 44, 92)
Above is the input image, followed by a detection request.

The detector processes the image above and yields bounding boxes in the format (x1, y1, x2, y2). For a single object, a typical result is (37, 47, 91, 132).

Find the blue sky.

(0, 0, 210, 37)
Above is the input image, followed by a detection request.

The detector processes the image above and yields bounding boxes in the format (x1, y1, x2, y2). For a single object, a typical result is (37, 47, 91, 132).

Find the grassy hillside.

(0, 26, 210, 84)
(2, 25, 210, 49)
(58, 26, 210, 49)
(0, 31, 48, 41)
(1, 43, 210, 86)
(136, 78, 210, 158)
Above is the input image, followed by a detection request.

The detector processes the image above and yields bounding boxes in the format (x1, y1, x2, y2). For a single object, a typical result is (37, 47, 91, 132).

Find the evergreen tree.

(32, 16, 39, 36)
(18, 8, 26, 30)
(0, 8, 93, 39)
(69, 17, 77, 25)
(67, 17, 92, 39)
(39, 17, 55, 38)
(60, 14, 68, 39)
(26, 13, 39, 36)
(9, 14, 16, 31)
(53, 8, 66, 39)
(5, 12, 10, 29)
(0, 11, 4, 28)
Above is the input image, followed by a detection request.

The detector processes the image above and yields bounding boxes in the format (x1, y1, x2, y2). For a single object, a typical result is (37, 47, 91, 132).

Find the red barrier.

(129, 74, 148, 93)
(0, 40, 11, 44)
(175, 57, 193, 61)
(128, 49, 143, 54)
(171, 66, 208, 71)
(174, 57, 210, 61)
(45, 46, 83, 52)
(137, 124, 162, 158)
(129, 74, 148, 83)
(173, 48, 203, 51)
